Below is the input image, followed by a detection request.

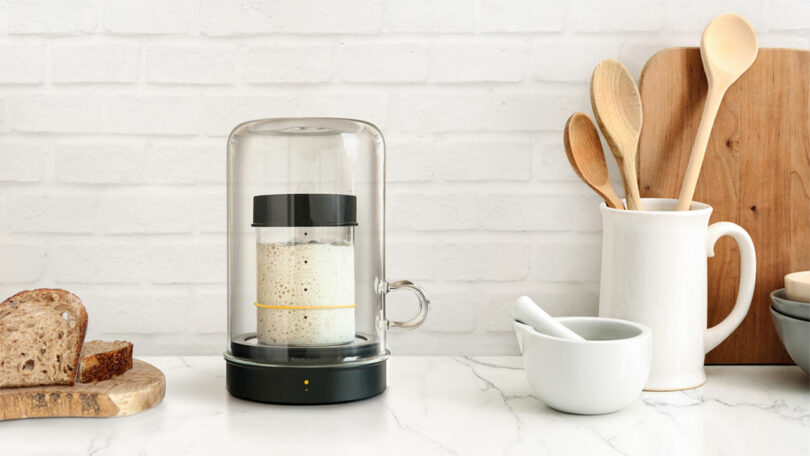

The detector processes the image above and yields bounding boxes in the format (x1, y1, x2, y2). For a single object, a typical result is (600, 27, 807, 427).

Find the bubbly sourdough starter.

(257, 242, 355, 345)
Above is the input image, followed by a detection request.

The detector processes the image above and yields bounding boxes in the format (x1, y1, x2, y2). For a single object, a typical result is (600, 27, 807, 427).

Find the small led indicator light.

(304, 379, 309, 385)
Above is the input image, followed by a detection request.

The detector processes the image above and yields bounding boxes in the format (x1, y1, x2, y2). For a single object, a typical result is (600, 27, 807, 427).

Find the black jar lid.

(252, 193, 357, 227)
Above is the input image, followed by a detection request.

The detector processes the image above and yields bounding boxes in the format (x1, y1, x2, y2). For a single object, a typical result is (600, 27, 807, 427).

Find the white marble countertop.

(0, 356, 808, 455)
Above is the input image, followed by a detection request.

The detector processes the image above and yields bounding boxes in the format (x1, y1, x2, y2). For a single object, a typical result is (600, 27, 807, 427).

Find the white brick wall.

(52, 43, 139, 83)
(0, 0, 806, 356)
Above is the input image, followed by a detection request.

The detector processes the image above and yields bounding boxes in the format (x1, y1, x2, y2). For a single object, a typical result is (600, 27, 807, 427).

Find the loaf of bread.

(0, 289, 88, 387)
(78, 340, 133, 383)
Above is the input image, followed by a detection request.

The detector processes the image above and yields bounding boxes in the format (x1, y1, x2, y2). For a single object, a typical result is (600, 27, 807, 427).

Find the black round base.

(226, 359, 386, 405)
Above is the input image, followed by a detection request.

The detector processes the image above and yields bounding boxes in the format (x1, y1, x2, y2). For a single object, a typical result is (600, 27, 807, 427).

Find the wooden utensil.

(638, 47, 810, 364)
(564, 113, 625, 209)
(676, 13, 758, 211)
(590, 59, 643, 211)
(0, 359, 165, 420)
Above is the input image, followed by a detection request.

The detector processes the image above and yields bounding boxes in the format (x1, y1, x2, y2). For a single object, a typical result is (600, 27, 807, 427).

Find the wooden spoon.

(590, 59, 643, 210)
(676, 13, 758, 211)
(564, 113, 625, 210)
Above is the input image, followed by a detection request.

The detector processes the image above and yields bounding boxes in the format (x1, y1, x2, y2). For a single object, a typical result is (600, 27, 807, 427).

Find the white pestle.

(512, 296, 586, 341)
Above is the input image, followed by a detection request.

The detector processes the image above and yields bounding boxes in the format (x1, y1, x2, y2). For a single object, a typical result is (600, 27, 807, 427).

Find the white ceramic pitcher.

(599, 198, 756, 391)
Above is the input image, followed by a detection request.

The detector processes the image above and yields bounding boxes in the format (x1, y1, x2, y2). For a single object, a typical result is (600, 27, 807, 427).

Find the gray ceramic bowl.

(771, 289, 810, 321)
(771, 306, 810, 375)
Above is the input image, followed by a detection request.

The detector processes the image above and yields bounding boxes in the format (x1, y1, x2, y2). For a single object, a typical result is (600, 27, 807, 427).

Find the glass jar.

(225, 118, 428, 404)
(253, 194, 357, 346)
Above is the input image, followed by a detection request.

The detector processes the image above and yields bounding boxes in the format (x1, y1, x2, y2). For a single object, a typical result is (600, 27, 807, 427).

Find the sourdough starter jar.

(254, 194, 357, 345)
(226, 118, 429, 405)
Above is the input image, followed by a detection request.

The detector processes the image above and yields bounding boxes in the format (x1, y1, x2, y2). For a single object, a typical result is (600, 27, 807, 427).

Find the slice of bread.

(0, 289, 88, 387)
(78, 340, 133, 383)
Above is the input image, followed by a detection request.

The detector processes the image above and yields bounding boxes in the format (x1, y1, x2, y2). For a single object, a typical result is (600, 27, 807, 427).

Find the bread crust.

(78, 341, 134, 383)
(0, 288, 88, 387)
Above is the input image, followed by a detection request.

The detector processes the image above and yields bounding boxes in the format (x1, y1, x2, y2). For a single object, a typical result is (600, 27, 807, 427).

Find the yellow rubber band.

(254, 302, 357, 310)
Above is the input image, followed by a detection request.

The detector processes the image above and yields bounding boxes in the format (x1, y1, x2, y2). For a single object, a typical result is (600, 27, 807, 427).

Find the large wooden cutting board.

(638, 48, 810, 364)
(0, 359, 165, 420)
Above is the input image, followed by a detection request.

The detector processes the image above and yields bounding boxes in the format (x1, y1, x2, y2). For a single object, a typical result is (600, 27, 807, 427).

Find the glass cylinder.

(225, 118, 429, 404)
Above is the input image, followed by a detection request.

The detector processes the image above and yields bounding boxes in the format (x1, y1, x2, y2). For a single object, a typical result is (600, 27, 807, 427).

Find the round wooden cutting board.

(0, 359, 165, 420)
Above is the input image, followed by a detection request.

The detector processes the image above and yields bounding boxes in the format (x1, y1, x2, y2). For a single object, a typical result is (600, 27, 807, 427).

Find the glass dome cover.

(225, 118, 428, 404)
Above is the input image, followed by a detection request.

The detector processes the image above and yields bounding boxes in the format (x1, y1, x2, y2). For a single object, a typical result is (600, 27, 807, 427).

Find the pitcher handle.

(385, 280, 430, 329)
(704, 222, 756, 352)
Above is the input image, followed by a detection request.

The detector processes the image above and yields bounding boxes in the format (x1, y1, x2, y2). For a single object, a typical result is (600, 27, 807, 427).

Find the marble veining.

(0, 356, 807, 455)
